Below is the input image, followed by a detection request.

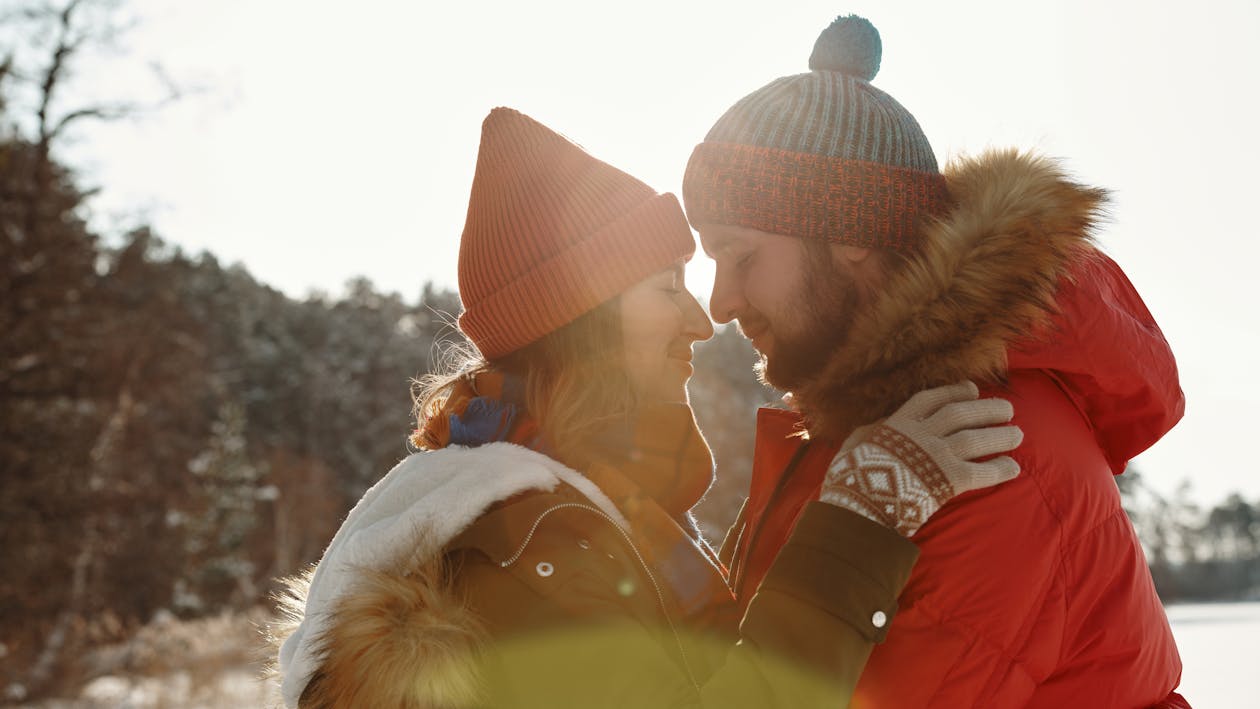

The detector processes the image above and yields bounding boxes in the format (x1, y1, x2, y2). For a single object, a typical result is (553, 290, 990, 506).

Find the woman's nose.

(682, 288, 715, 342)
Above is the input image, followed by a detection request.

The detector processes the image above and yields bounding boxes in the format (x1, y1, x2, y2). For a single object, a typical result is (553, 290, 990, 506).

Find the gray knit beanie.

(682, 15, 949, 252)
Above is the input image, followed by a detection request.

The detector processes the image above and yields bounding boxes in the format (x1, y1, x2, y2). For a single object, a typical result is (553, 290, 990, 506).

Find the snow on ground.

(1166, 602, 1260, 709)
(30, 669, 275, 709)
(13, 608, 280, 709)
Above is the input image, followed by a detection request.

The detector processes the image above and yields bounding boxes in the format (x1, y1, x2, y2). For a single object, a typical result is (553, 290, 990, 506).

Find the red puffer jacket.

(721, 151, 1188, 707)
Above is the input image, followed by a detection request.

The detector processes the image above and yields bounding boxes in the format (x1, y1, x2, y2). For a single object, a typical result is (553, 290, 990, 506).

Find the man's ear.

(832, 243, 885, 291)
(835, 244, 874, 264)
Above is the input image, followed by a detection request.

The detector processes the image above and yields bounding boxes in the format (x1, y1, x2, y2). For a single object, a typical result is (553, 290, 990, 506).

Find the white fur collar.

(278, 442, 626, 708)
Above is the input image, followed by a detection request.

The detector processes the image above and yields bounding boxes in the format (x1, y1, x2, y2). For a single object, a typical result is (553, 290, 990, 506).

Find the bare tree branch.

(46, 101, 136, 138)
(149, 60, 186, 102)
(19, 2, 185, 148)
(36, 1, 87, 146)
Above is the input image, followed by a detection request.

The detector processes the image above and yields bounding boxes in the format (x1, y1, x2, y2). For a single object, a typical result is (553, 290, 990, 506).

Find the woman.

(274, 108, 1022, 708)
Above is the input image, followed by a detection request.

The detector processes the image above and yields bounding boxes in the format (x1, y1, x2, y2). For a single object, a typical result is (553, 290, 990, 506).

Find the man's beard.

(753, 253, 864, 392)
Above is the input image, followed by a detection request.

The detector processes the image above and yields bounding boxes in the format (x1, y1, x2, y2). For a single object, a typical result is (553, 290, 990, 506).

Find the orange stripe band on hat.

(683, 142, 951, 252)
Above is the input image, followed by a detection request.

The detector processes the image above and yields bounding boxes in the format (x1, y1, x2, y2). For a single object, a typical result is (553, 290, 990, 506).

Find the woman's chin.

(650, 380, 691, 406)
(632, 362, 694, 406)
(663, 381, 693, 405)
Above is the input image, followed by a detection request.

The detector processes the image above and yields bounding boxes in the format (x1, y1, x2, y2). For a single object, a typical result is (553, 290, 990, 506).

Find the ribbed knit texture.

(682, 15, 949, 252)
(458, 108, 695, 359)
(704, 74, 937, 170)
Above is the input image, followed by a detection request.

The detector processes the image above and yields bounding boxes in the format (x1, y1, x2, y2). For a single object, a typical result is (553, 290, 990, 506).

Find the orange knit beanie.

(457, 108, 695, 359)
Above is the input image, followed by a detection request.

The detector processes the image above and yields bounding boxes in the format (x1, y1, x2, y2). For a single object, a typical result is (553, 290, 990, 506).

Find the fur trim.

(795, 149, 1107, 440)
(264, 569, 315, 707)
(295, 560, 486, 708)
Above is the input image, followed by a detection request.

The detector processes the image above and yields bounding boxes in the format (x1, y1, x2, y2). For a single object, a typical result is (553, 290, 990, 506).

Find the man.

(682, 15, 1189, 708)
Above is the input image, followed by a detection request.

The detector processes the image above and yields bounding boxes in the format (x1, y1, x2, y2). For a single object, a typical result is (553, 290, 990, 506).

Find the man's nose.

(708, 265, 744, 325)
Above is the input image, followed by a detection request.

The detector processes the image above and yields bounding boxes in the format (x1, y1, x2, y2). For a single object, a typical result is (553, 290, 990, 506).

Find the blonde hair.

(413, 299, 635, 468)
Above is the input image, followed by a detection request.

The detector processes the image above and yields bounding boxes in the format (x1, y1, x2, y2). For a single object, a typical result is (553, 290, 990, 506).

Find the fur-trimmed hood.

(273, 443, 627, 708)
(795, 149, 1183, 468)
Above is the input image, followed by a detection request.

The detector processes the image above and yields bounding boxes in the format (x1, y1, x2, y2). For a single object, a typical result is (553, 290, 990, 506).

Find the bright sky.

(45, 0, 1260, 507)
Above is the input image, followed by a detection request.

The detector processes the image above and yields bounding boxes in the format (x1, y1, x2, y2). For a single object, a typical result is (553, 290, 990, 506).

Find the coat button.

(535, 562, 554, 577)
(577, 538, 591, 550)
(871, 611, 887, 628)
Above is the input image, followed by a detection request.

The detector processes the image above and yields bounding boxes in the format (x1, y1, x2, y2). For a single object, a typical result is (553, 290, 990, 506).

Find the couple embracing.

(276, 15, 1187, 708)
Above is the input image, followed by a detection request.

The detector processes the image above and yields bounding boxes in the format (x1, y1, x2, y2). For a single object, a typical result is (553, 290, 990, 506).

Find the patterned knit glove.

(820, 381, 1022, 537)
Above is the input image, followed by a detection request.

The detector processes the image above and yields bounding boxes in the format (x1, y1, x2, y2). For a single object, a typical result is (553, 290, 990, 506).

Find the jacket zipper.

(500, 502, 702, 693)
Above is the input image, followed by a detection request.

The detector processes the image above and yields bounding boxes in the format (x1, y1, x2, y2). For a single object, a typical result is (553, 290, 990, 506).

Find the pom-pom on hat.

(682, 15, 949, 252)
(458, 108, 695, 359)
